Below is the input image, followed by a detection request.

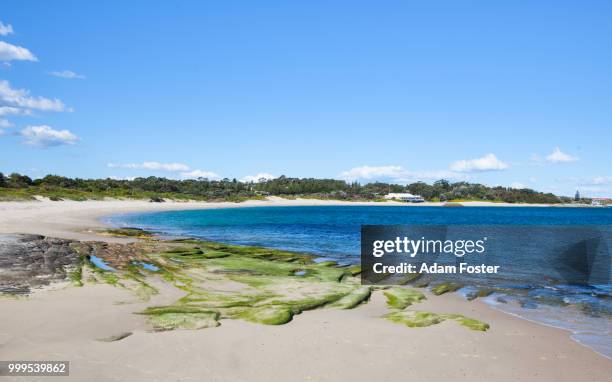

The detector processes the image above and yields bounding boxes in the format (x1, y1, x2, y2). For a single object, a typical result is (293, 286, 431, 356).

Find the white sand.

(0, 199, 609, 381)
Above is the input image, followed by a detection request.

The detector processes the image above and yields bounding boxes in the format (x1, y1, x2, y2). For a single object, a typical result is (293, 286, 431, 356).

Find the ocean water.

(106, 205, 612, 357)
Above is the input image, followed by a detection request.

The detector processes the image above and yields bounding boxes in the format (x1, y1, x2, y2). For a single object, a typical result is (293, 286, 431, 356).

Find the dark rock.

(0, 234, 79, 295)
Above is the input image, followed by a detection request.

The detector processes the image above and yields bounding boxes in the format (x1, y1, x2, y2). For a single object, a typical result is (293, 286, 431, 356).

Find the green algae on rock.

(141, 305, 221, 330)
(81, 254, 159, 301)
(328, 286, 372, 309)
(235, 305, 294, 325)
(383, 287, 426, 309)
(68, 257, 84, 287)
(384, 310, 489, 331)
(150, 312, 221, 330)
(127, 240, 370, 328)
(0, 233, 492, 333)
(103, 228, 154, 238)
(444, 314, 491, 331)
(431, 282, 464, 296)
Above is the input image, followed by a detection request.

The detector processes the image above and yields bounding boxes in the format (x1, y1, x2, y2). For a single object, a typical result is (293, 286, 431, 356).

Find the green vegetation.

(61, 237, 490, 332)
(383, 287, 426, 309)
(149, 311, 220, 330)
(104, 228, 154, 238)
(380, 286, 489, 331)
(235, 305, 294, 325)
(0, 172, 566, 203)
(79, 253, 159, 301)
(68, 256, 84, 287)
(328, 286, 372, 309)
(88, 239, 366, 329)
(447, 314, 491, 331)
(431, 282, 464, 296)
(384, 311, 489, 331)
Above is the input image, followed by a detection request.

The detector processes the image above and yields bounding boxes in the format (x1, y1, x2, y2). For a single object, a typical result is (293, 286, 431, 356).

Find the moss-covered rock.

(42, 236, 492, 334)
(149, 312, 220, 330)
(103, 228, 154, 238)
(385, 310, 445, 327)
(431, 282, 464, 296)
(444, 314, 490, 331)
(236, 305, 294, 325)
(383, 287, 426, 309)
(142, 306, 220, 330)
(384, 310, 489, 331)
(328, 286, 372, 309)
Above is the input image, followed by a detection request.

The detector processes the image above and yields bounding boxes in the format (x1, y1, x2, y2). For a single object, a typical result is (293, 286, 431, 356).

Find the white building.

(384, 193, 425, 203)
(591, 197, 611, 206)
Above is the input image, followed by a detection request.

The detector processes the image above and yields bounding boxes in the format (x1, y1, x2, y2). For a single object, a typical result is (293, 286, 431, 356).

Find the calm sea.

(106, 205, 612, 357)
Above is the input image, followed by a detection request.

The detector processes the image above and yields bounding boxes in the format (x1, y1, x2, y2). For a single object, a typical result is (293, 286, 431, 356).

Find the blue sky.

(0, 1, 610, 197)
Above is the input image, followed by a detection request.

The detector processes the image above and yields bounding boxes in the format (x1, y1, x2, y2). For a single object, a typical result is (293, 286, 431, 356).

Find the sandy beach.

(0, 199, 610, 382)
(4, 1, 610, 380)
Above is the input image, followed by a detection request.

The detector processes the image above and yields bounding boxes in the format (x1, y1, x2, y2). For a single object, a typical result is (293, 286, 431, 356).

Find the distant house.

(384, 193, 425, 203)
(591, 197, 611, 206)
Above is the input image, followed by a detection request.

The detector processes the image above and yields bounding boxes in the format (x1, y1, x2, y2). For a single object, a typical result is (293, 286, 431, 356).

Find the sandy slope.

(0, 199, 609, 381)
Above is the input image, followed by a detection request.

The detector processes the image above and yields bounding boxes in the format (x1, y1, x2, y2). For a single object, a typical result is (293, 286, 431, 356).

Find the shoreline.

(0, 196, 586, 242)
(0, 198, 610, 381)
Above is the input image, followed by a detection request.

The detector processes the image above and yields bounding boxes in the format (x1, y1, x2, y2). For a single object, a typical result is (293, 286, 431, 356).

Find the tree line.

(0, 172, 566, 203)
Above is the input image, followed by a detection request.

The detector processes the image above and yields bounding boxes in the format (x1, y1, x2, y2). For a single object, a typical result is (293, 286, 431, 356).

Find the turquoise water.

(89, 254, 115, 271)
(133, 261, 160, 272)
(107, 205, 612, 261)
(106, 205, 612, 357)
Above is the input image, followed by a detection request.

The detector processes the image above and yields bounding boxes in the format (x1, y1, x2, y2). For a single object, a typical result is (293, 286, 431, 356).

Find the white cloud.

(241, 173, 277, 183)
(20, 125, 79, 147)
(107, 162, 220, 180)
(340, 165, 407, 181)
(48, 70, 85, 79)
(450, 153, 509, 172)
(585, 176, 612, 185)
(108, 162, 190, 172)
(0, 41, 37, 62)
(568, 176, 612, 187)
(0, 22, 13, 36)
(0, 105, 29, 116)
(546, 147, 578, 163)
(0, 80, 69, 112)
(340, 165, 466, 183)
(0, 118, 13, 128)
(180, 170, 220, 179)
(510, 182, 526, 189)
(393, 170, 468, 183)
